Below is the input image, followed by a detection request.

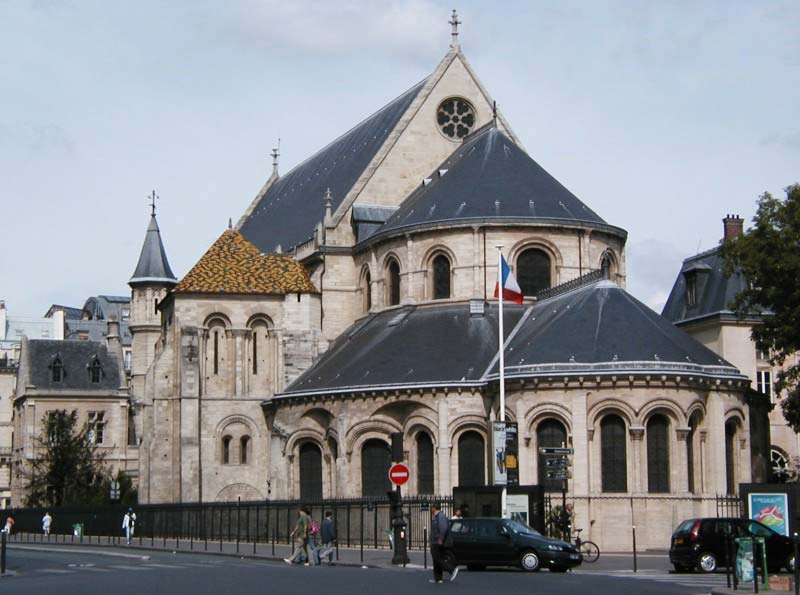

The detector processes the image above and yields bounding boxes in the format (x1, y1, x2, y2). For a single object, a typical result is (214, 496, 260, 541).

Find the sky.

(2, 0, 798, 318)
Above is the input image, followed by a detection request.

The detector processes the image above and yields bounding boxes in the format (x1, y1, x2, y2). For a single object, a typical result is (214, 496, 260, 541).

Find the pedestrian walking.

(2, 513, 14, 535)
(284, 506, 314, 566)
(318, 511, 336, 565)
(429, 503, 457, 584)
(42, 511, 52, 536)
(305, 507, 321, 565)
(122, 508, 137, 544)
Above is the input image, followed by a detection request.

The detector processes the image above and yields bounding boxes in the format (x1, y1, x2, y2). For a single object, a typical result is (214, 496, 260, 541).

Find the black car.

(669, 517, 795, 573)
(445, 517, 583, 572)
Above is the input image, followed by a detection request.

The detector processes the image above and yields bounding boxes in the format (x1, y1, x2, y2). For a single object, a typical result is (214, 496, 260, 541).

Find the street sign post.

(545, 458, 569, 469)
(389, 463, 410, 487)
(546, 471, 570, 480)
(539, 447, 574, 455)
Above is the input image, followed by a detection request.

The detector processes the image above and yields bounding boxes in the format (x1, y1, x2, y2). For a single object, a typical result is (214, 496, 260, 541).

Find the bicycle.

(572, 528, 600, 562)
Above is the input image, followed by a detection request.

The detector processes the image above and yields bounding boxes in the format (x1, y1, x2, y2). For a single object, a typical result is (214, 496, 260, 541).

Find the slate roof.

(364, 127, 626, 245)
(44, 305, 85, 320)
(494, 280, 743, 380)
(282, 303, 526, 397)
(21, 339, 123, 391)
(351, 205, 398, 243)
(81, 295, 131, 321)
(238, 79, 428, 253)
(129, 215, 178, 287)
(173, 230, 317, 295)
(65, 320, 132, 347)
(280, 281, 744, 400)
(661, 246, 754, 326)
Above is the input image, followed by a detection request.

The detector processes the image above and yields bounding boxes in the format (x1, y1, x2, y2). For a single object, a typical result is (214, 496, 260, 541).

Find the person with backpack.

(429, 503, 457, 583)
(318, 511, 337, 565)
(304, 507, 321, 565)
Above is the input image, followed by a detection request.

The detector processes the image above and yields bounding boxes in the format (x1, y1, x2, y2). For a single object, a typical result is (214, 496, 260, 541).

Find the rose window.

(436, 98, 476, 139)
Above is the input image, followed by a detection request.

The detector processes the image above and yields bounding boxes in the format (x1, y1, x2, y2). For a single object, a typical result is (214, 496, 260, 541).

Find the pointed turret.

(129, 214, 178, 288)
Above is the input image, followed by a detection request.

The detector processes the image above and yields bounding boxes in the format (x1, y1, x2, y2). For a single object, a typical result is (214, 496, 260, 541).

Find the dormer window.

(88, 356, 103, 383)
(50, 356, 64, 382)
(686, 273, 697, 306)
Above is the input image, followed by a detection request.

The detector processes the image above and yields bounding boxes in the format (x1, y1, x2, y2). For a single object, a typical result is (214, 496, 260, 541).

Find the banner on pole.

(492, 421, 519, 486)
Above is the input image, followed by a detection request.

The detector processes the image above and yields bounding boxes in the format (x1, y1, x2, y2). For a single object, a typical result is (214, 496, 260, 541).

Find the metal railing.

(6, 495, 452, 551)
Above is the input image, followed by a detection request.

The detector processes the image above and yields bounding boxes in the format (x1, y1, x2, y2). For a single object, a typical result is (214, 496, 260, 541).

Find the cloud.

(626, 238, 687, 313)
(204, 0, 443, 62)
(760, 131, 800, 151)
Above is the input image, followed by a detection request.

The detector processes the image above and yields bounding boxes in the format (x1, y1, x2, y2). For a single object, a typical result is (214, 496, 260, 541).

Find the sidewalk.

(4, 532, 429, 570)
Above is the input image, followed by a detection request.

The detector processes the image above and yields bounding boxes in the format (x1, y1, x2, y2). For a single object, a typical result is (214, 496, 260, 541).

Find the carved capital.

(629, 426, 645, 440)
(675, 426, 692, 441)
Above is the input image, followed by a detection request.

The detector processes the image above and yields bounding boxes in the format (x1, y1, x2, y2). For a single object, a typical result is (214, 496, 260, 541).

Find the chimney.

(106, 317, 121, 354)
(723, 214, 744, 240)
(52, 309, 65, 340)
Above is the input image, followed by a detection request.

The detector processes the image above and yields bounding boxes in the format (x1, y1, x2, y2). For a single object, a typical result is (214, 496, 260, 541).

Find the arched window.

(363, 270, 372, 312)
(601, 414, 627, 493)
(687, 414, 699, 493)
(208, 318, 227, 376)
(432, 254, 451, 300)
(250, 320, 269, 376)
(51, 356, 64, 383)
(361, 439, 392, 497)
(416, 432, 435, 495)
(771, 446, 790, 483)
(240, 435, 250, 464)
(601, 252, 613, 280)
(387, 260, 401, 306)
(536, 419, 568, 492)
(299, 442, 323, 500)
(725, 420, 738, 495)
(458, 431, 485, 487)
(516, 248, 551, 296)
(647, 415, 670, 493)
(222, 435, 232, 465)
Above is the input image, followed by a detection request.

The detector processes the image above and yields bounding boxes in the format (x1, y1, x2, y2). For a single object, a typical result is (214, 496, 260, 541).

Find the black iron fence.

(7, 496, 452, 551)
(716, 493, 743, 518)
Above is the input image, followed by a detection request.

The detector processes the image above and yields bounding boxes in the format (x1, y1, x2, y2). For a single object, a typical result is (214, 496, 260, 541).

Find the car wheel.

(466, 565, 485, 572)
(673, 563, 693, 573)
(697, 552, 717, 573)
(787, 554, 796, 573)
(520, 550, 540, 572)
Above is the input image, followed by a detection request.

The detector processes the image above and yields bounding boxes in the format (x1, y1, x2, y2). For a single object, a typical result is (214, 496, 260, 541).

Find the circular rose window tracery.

(437, 97, 476, 140)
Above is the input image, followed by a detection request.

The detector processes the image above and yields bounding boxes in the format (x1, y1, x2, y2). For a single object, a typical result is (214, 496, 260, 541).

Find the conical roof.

(366, 127, 626, 244)
(129, 215, 178, 287)
(173, 230, 317, 295)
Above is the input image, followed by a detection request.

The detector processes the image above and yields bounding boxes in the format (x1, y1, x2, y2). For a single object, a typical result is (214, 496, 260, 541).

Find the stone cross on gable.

(449, 9, 461, 48)
(271, 140, 280, 176)
(148, 190, 158, 216)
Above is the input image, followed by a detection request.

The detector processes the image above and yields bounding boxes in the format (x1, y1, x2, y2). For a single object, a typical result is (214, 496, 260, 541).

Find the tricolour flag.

(494, 255, 524, 304)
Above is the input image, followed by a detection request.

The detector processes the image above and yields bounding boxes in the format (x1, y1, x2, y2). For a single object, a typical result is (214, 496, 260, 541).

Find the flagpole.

(497, 245, 507, 519)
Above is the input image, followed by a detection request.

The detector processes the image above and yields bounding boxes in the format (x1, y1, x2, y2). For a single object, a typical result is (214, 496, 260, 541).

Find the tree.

(24, 409, 109, 507)
(722, 183, 800, 430)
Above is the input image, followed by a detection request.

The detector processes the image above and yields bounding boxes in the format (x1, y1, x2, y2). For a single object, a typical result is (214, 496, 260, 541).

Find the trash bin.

(735, 536, 753, 582)
(72, 524, 83, 538)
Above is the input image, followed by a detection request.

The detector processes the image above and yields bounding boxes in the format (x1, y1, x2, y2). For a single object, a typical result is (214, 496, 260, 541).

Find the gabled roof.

(281, 303, 525, 397)
(661, 246, 754, 326)
(364, 127, 626, 244)
(129, 215, 178, 287)
(173, 230, 317, 295)
(494, 280, 743, 379)
(20, 339, 123, 391)
(279, 281, 744, 400)
(238, 79, 428, 253)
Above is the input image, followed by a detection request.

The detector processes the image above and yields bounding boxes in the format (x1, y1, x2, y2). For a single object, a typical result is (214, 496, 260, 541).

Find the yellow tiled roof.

(173, 230, 317, 295)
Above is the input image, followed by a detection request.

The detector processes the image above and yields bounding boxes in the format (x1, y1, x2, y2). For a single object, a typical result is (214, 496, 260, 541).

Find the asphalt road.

(0, 544, 735, 595)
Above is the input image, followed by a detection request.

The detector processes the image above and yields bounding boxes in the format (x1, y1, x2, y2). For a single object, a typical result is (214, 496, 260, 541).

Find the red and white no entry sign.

(388, 463, 410, 486)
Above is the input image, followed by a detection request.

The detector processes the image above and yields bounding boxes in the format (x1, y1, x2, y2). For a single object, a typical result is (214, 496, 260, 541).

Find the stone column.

(437, 397, 451, 493)
(674, 427, 691, 493)
(514, 399, 530, 485)
(405, 235, 414, 303)
(472, 226, 482, 297)
(706, 390, 727, 494)
(231, 329, 248, 397)
(629, 426, 645, 493)
(572, 393, 589, 495)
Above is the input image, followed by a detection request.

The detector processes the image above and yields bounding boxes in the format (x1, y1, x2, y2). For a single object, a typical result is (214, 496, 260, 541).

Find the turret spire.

(129, 195, 178, 288)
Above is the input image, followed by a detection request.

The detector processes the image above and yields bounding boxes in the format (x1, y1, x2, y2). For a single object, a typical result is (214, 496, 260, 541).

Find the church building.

(130, 14, 761, 550)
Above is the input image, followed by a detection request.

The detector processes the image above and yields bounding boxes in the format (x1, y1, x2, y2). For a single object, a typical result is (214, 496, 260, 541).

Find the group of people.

(284, 507, 337, 566)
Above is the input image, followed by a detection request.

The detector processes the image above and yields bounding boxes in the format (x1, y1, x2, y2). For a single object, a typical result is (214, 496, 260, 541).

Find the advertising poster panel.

(505, 422, 519, 486)
(748, 492, 790, 536)
(492, 422, 507, 486)
(507, 493, 529, 525)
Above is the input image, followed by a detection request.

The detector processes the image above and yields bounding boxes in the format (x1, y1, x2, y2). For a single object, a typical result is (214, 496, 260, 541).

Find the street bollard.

(632, 525, 637, 573)
(793, 532, 799, 595)
(753, 540, 759, 594)
(1, 529, 6, 575)
(423, 527, 428, 569)
(725, 536, 732, 588)
(272, 526, 275, 556)
(360, 506, 364, 564)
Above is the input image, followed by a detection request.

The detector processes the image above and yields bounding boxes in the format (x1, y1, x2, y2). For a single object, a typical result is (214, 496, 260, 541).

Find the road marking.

(82, 567, 113, 573)
(107, 564, 151, 571)
(38, 568, 76, 574)
(143, 563, 186, 569)
(9, 545, 150, 560)
(577, 569, 731, 589)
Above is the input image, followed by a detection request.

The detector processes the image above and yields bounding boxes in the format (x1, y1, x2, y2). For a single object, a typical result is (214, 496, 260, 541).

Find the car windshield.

(504, 519, 541, 536)
(748, 521, 778, 538)
(674, 519, 696, 534)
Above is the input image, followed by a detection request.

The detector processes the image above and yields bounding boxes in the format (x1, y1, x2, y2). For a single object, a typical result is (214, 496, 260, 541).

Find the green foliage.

(24, 409, 109, 507)
(722, 184, 800, 430)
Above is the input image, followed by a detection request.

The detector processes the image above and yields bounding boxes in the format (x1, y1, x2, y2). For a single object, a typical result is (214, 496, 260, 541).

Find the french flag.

(494, 255, 524, 304)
